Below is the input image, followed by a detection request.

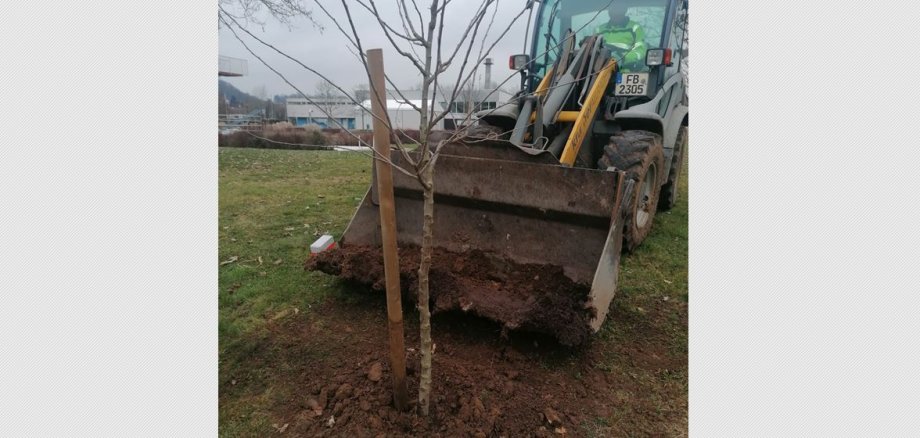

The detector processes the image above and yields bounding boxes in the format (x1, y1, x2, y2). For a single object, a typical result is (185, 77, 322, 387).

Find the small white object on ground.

(310, 234, 336, 254)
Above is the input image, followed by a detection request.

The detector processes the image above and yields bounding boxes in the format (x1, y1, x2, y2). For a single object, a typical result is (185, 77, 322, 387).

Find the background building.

(439, 87, 515, 130)
(355, 97, 431, 131)
(286, 85, 514, 132)
(285, 96, 359, 129)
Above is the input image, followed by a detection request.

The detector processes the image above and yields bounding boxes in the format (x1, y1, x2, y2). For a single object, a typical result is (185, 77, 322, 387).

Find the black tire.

(597, 130, 665, 252)
(658, 125, 687, 210)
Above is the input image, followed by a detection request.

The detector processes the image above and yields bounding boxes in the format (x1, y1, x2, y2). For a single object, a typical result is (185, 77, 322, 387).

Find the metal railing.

(218, 113, 263, 133)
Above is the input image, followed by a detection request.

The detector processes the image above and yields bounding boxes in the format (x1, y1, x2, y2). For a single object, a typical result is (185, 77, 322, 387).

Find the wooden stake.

(367, 48, 409, 412)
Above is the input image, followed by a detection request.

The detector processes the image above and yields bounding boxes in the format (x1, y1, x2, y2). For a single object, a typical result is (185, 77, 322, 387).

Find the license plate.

(614, 72, 648, 96)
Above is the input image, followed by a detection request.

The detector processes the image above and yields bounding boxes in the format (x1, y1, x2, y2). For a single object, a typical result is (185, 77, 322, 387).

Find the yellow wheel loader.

(308, 0, 688, 345)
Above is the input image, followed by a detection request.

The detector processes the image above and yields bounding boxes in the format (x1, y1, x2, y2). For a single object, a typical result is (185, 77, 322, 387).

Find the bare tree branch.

(219, 0, 322, 30)
(428, 0, 448, 124)
(397, 0, 423, 41)
(435, 0, 491, 74)
(427, 0, 532, 133)
(221, 3, 422, 166)
(308, 0, 358, 47)
(306, 2, 424, 117)
(338, 0, 419, 168)
(409, 0, 425, 31)
(341, 44, 425, 117)
(350, 0, 420, 43)
(219, 12, 417, 177)
(356, 0, 428, 77)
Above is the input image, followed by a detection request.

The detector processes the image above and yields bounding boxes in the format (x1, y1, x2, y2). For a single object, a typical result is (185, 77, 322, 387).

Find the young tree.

(219, 0, 535, 416)
(353, 84, 370, 104)
(315, 80, 340, 128)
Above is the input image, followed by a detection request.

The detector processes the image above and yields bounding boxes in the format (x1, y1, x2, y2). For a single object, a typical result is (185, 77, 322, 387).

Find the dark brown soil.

(219, 291, 687, 437)
(306, 245, 594, 346)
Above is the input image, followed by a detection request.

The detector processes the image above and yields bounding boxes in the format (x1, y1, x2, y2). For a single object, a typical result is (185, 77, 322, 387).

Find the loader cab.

(527, 0, 683, 101)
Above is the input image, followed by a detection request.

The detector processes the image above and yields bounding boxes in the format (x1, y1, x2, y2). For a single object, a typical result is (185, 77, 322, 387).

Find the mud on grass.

(220, 290, 686, 437)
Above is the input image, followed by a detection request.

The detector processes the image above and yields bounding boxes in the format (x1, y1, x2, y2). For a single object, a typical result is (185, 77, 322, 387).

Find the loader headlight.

(646, 48, 672, 67)
(509, 54, 530, 70)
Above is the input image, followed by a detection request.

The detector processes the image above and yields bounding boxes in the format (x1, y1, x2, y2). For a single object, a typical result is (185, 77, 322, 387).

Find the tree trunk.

(417, 163, 435, 416)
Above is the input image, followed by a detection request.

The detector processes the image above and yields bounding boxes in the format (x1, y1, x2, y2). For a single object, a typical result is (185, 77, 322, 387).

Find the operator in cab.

(595, 3, 648, 72)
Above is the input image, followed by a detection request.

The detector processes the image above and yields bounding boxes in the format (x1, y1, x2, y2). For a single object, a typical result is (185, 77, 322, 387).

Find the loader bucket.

(307, 141, 631, 346)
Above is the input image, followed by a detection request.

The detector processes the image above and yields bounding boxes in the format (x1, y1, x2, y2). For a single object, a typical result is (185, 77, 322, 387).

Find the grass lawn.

(218, 146, 688, 436)
(219, 148, 372, 349)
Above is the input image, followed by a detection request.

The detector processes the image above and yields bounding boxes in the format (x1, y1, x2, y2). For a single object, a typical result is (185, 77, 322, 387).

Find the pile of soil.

(306, 245, 595, 346)
(220, 295, 686, 437)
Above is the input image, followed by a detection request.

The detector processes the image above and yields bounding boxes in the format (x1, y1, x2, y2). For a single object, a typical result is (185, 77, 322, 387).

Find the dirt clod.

(306, 398, 322, 415)
(544, 407, 562, 426)
(473, 397, 485, 418)
(295, 409, 316, 423)
(334, 383, 353, 401)
(367, 362, 383, 382)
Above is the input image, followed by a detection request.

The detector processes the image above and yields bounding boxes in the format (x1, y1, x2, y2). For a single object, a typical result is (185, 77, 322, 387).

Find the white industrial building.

(354, 88, 514, 131)
(285, 95, 433, 131)
(286, 87, 513, 131)
(438, 88, 515, 130)
(285, 96, 361, 129)
(353, 98, 432, 131)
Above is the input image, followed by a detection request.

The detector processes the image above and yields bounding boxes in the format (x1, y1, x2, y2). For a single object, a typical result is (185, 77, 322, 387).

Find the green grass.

(219, 148, 379, 435)
(599, 153, 688, 347)
(592, 149, 689, 436)
(218, 148, 373, 355)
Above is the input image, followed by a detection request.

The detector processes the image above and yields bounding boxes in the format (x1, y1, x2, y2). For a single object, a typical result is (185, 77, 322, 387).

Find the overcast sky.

(218, 1, 534, 99)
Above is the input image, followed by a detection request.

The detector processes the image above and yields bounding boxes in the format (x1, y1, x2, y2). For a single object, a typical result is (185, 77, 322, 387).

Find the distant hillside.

(219, 80, 269, 114)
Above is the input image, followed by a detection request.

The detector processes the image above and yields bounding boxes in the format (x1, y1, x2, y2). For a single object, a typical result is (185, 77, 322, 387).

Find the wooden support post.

(367, 48, 409, 412)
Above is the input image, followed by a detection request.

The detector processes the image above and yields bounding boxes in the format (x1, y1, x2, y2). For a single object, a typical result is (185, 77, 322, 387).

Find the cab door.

(659, 0, 689, 168)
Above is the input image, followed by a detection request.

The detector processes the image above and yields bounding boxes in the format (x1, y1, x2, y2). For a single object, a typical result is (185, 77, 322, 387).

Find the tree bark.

(417, 163, 435, 416)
